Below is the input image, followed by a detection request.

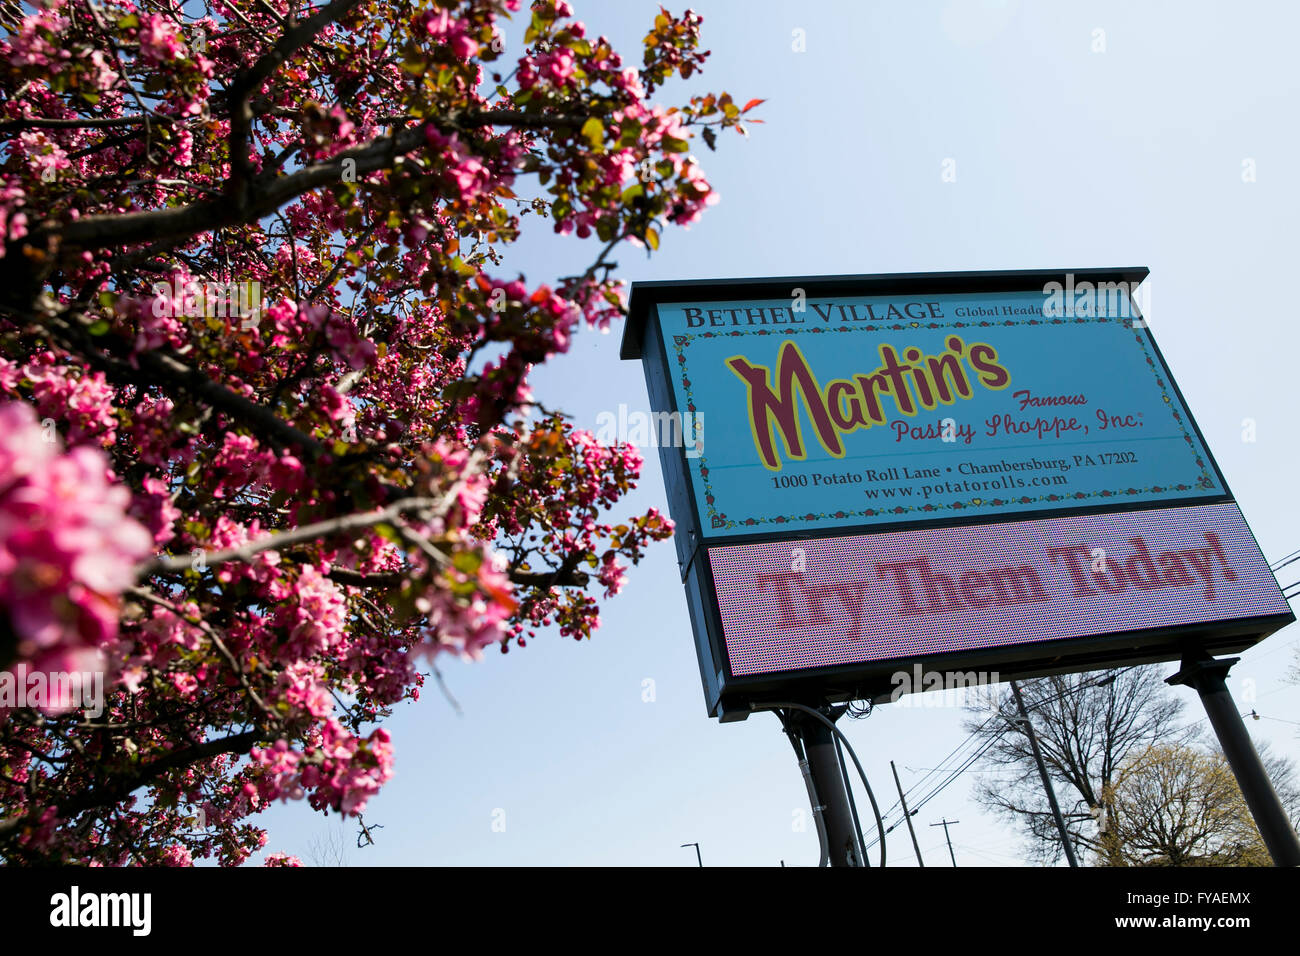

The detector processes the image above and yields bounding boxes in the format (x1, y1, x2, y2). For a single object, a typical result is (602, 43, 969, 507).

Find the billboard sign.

(622, 270, 1292, 719)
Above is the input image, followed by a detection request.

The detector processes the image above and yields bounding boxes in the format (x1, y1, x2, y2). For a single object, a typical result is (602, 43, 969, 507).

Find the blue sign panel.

(654, 289, 1224, 538)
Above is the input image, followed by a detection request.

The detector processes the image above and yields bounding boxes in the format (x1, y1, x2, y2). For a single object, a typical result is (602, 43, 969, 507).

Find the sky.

(253, 0, 1300, 866)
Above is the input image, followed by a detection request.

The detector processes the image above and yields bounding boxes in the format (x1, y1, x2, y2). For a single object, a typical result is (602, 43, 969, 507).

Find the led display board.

(622, 270, 1292, 719)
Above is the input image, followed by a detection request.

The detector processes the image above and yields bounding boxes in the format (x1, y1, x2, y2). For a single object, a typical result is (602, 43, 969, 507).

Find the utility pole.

(891, 760, 925, 867)
(930, 818, 960, 867)
(1009, 680, 1080, 867)
(1167, 650, 1300, 866)
(680, 842, 702, 867)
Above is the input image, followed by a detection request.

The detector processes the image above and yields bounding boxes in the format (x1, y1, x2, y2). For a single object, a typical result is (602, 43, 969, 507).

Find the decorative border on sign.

(668, 315, 1220, 532)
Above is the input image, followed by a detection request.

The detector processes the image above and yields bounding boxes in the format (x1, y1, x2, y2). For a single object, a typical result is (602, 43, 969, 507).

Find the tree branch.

(137, 496, 444, 578)
(38, 307, 325, 459)
(18, 109, 590, 256)
(0, 114, 180, 133)
(323, 564, 589, 589)
(0, 730, 262, 843)
(226, 0, 368, 207)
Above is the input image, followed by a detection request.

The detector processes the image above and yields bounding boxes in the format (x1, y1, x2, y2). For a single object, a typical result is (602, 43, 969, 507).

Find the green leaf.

(580, 116, 604, 150)
(87, 319, 110, 335)
(644, 226, 660, 251)
(452, 550, 483, 575)
(442, 378, 477, 400)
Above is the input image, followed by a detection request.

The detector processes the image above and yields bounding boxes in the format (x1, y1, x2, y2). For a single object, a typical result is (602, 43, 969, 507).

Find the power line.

(953, 842, 1023, 866)
(1242, 634, 1299, 664)
(865, 734, 999, 851)
(1248, 712, 1300, 728)
(1270, 549, 1300, 573)
(863, 670, 1135, 851)
(877, 730, 989, 822)
(874, 693, 1011, 822)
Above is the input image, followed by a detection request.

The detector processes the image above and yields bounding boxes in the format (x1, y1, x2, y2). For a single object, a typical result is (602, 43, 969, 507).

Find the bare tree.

(305, 821, 351, 868)
(964, 666, 1192, 865)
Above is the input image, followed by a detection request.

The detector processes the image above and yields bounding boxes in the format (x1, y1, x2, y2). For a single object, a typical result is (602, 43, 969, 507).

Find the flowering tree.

(0, 0, 756, 864)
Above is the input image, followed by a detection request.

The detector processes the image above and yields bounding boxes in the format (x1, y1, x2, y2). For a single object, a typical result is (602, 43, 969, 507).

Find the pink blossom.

(277, 660, 334, 719)
(598, 552, 627, 597)
(275, 565, 348, 662)
(22, 353, 118, 448)
(0, 356, 18, 393)
(18, 131, 71, 181)
(416, 550, 515, 660)
(129, 477, 180, 547)
(162, 843, 194, 866)
(263, 852, 303, 867)
(137, 15, 186, 65)
(0, 402, 153, 671)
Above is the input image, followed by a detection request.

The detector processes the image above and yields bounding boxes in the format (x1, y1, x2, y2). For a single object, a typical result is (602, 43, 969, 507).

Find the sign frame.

(622, 269, 1293, 720)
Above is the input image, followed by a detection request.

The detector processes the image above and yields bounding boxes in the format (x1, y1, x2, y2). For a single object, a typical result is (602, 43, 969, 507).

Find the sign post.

(1166, 652, 1300, 865)
(795, 705, 862, 866)
(622, 269, 1296, 864)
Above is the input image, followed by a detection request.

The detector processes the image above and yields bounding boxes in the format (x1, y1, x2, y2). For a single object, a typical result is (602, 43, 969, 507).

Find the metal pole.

(891, 760, 925, 867)
(798, 709, 863, 866)
(679, 842, 702, 867)
(1009, 680, 1080, 867)
(1166, 651, 1300, 867)
(930, 818, 959, 866)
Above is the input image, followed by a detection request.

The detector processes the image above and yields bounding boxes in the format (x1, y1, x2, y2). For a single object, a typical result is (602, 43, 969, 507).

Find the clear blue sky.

(254, 0, 1300, 866)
